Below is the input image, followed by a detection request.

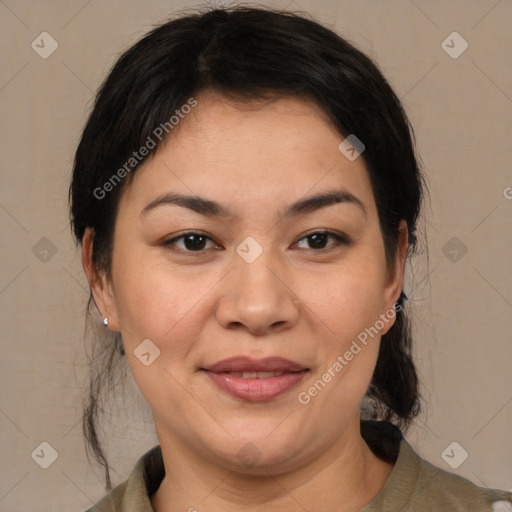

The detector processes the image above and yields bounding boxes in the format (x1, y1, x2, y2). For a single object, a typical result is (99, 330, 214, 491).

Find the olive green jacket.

(84, 421, 511, 511)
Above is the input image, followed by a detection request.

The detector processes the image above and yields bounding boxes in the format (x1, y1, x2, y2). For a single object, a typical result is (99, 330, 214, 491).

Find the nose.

(215, 247, 301, 336)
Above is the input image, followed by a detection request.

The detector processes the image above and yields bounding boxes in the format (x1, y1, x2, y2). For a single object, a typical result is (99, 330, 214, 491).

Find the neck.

(151, 418, 394, 512)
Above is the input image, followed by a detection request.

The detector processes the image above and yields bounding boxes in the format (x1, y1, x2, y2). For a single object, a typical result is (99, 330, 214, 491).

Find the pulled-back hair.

(70, 5, 425, 489)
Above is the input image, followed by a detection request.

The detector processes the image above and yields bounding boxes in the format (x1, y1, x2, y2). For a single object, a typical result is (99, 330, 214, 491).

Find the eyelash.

(162, 230, 351, 255)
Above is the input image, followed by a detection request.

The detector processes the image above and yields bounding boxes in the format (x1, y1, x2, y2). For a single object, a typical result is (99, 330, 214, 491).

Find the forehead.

(173, 91, 339, 156)
(119, 92, 376, 220)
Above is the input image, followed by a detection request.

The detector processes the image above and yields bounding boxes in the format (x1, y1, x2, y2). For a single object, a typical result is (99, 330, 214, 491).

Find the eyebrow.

(140, 188, 367, 219)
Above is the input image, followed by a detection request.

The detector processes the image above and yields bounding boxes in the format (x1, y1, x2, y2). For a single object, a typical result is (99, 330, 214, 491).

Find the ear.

(380, 219, 408, 335)
(81, 227, 121, 332)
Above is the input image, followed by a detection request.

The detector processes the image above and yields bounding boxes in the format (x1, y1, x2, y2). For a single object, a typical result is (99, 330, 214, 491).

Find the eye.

(162, 231, 219, 252)
(162, 230, 350, 254)
(295, 230, 350, 251)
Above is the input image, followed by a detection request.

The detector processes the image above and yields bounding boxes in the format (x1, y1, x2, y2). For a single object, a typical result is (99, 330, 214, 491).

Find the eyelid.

(162, 231, 221, 253)
(293, 230, 351, 250)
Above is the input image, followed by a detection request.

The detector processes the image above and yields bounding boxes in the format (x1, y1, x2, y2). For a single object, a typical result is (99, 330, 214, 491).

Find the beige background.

(0, 0, 511, 510)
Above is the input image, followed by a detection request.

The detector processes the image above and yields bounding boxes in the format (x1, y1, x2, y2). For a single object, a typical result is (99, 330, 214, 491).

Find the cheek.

(111, 248, 225, 362)
(111, 254, 208, 414)
(301, 254, 387, 338)
(295, 248, 387, 404)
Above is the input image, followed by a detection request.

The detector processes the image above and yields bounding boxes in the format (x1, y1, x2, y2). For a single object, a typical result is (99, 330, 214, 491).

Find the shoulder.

(361, 420, 512, 511)
(396, 440, 512, 511)
(83, 445, 164, 512)
(83, 482, 127, 512)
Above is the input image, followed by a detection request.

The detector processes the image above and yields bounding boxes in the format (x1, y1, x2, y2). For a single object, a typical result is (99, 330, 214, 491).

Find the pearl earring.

(103, 317, 109, 326)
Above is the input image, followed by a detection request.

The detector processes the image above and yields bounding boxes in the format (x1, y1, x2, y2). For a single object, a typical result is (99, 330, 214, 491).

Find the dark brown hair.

(70, 4, 425, 489)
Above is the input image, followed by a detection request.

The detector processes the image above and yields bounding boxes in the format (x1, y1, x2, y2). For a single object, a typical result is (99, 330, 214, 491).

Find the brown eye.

(295, 231, 350, 251)
(163, 232, 217, 252)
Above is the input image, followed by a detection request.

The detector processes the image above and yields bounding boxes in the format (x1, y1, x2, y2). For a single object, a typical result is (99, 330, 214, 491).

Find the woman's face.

(87, 92, 406, 474)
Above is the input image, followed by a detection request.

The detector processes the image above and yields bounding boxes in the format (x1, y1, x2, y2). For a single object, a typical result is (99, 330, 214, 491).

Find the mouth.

(202, 356, 309, 373)
(201, 356, 310, 401)
(212, 370, 293, 378)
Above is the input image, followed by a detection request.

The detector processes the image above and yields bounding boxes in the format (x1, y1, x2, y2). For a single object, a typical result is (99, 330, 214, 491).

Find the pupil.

(185, 234, 206, 250)
(309, 233, 327, 249)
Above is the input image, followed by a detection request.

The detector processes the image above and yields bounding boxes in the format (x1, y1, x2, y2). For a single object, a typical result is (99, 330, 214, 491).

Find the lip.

(201, 357, 309, 401)
(202, 356, 308, 373)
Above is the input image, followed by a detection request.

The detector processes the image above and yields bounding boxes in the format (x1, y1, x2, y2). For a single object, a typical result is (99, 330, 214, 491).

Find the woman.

(70, 5, 511, 511)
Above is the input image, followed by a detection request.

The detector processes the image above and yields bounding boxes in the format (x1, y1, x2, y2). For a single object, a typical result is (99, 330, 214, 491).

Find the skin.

(83, 91, 408, 512)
